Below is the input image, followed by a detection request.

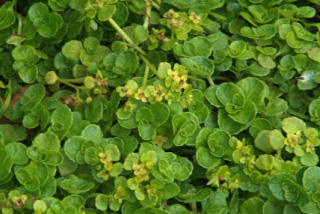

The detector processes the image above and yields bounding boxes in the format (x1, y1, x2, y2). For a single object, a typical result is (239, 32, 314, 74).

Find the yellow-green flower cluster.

(284, 131, 302, 148)
(84, 75, 108, 95)
(133, 163, 150, 184)
(113, 186, 128, 204)
(116, 64, 190, 104)
(116, 81, 166, 104)
(163, 9, 186, 28)
(165, 65, 189, 93)
(97, 150, 113, 180)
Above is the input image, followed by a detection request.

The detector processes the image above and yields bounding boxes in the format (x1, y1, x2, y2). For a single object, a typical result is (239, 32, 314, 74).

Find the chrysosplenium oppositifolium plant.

(3, 0, 320, 213)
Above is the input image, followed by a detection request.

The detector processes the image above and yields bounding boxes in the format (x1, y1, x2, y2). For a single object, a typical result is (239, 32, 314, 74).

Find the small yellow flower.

(134, 88, 148, 102)
(124, 101, 137, 113)
(153, 134, 168, 147)
(163, 9, 179, 19)
(152, 85, 165, 101)
(12, 195, 27, 209)
(97, 169, 110, 180)
(116, 86, 129, 97)
(147, 188, 157, 199)
(285, 131, 302, 148)
(189, 12, 201, 24)
(133, 163, 150, 183)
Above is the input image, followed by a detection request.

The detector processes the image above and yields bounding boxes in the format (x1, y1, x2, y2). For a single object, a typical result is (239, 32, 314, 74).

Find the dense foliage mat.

(2, 0, 320, 213)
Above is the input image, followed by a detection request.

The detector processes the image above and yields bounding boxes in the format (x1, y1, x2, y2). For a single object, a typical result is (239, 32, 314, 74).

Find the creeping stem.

(108, 15, 161, 81)
(59, 79, 86, 99)
(17, 14, 23, 35)
(139, 54, 160, 77)
(207, 77, 214, 86)
(151, 1, 160, 11)
(142, 65, 150, 89)
(143, 0, 152, 29)
(108, 18, 146, 55)
(0, 79, 12, 118)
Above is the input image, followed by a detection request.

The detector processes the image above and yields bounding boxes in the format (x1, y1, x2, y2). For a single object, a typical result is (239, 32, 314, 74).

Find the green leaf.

(204, 85, 224, 108)
(180, 56, 215, 78)
(138, 123, 156, 141)
(149, 102, 170, 127)
(21, 84, 45, 111)
(236, 77, 269, 111)
(0, 125, 27, 144)
(161, 183, 180, 200)
(58, 174, 94, 194)
(0, 8, 15, 30)
(263, 98, 288, 117)
(269, 172, 296, 200)
(5, 142, 28, 165)
(196, 147, 221, 169)
(228, 101, 257, 124)
(256, 155, 275, 171)
(183, 36, 213, 58)
(33, 132, 60, 151)
(136, 107, 154, 123)
(85, 99, 103, 123)
(64, 136, 94, 164)
(297, 70, 318, 90)
(263, 201, 283, 214)
(282, 117, 306, 133)
(216, 82, 244, 106)
(62, 40, 83, 59)
(240, 198, 264, 214)
(254, 130, 275, 153)
(249, 118, 273, 138)
(98, 5, 117, 21)
(218, 109, 249, 135)
(95, 194, 109, 211)
(48, 104, 73, 139)
(308, 48, 320, 63)
(15, 168, 40, 191)
(303, 166, 320, 192)
(201, 192, 228, 214)
(227, 41, 246, 58)
(133, 25, 149, 42)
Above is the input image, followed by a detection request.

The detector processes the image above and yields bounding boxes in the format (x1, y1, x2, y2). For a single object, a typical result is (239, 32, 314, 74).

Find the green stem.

(155, 0, 161, 5)
(207, 77, 214, 86)
(59, 77, 85, 83)
(191, 202, 197, 213)
(59, 80, 83, 98)
(17, 14, 23, 35)
(160, 200, 167, 209)
(143, 0, 152, 29)
(108, 18, 146, 55)
(276, 149, 282, 160)
(0, 79, 12, 118)
(139, 54, 160, 77)
(142, 65, 150, 88)
(151, 1, 160, 10)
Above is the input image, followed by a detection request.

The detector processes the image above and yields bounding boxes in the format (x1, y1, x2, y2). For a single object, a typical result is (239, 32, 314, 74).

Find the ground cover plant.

(3, 0, 320, 213)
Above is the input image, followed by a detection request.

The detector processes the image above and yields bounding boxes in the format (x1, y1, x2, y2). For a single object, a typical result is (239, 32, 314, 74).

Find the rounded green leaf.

(98, 5, 116, 21)
(16, 168, 40, 191)
(196, 147, 221, 169)
(81, 124, 103, 145)
(240, 198, 264, 214)
(303, 166, 320, 192)
(216, 82, 243, 106)
(256, 155, 275, 171)
(269, 172, 296, 200)
(282, 117, 306, 134)
(5, 142, 28, 165)
(62, 40, 83, 59)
